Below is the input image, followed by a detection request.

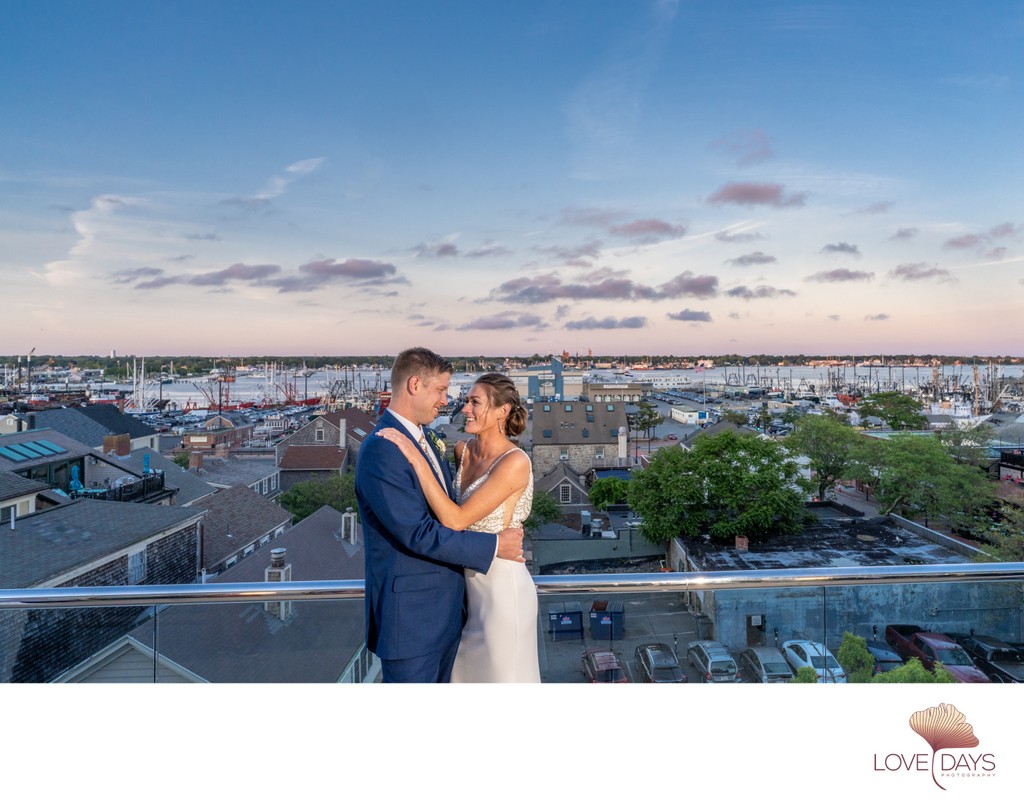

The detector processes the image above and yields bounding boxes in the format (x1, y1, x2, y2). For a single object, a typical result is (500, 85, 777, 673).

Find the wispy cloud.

(667, 309, 712, 322)
(852, 201, 892, 215)
(727, 251, 776, 267)
(559, 207, 686, 244)
(713, 129, 774, 167)
(220, 157, 325, 208)
(821, 241, 860, 256)
(943, 222, 1022, 254)
(890, 227, 918, 241)
(889, 263, 953, 283)
(565, 315, 647, 330)
(490, 268, 718, 304)
(534, 240, 604, 267)
(121, 257, 404, 294)
(725, 285, 796, 299)
(413, 238, 460, 258)
(865, 313, 890, 321)
(706, 182, 807, 208)
(715, 229, 766, 243)
(456, 311, 547, 330)
(804, 268, 875, 283)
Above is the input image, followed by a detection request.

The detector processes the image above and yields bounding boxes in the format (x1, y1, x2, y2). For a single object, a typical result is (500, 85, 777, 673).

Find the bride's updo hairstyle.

(475, 373, 528, 438)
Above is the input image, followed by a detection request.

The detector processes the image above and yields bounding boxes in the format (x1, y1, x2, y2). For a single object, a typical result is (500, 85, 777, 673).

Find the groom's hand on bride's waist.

(496, 526, 525, 563)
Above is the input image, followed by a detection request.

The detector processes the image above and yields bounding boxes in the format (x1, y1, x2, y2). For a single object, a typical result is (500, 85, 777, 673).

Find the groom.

(356, 347, 524, 683)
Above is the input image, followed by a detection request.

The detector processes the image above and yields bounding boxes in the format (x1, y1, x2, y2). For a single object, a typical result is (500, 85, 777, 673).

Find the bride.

(379, 372, 541, 683)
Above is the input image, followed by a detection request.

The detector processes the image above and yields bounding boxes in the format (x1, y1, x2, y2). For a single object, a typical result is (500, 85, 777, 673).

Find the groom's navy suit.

(356, 408, 496, 681)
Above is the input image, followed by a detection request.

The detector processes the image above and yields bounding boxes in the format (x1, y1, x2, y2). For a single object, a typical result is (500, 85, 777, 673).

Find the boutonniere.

(426, 429, 446, 457)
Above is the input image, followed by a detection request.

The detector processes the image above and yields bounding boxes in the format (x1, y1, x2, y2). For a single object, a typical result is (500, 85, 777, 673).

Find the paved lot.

(538, 591, 702, 683)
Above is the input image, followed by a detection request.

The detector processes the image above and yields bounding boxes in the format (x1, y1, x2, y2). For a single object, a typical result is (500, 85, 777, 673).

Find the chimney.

(735, 535, 749, 552)
(189, 451, 204, 470)
(340, 506, 360, 544)
(338, 417, 347, 449)
(617, 426, 627, 461)
(264, 548, 293, 620)
(103, 433, 131, 456)
(215, 442, 229, 458)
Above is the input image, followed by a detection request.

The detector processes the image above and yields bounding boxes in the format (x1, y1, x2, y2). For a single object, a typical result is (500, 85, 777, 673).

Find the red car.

(581, 649, 629, 683)
(886, 625, 990, 682)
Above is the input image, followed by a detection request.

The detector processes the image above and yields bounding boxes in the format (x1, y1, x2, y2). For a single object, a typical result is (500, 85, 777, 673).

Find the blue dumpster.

(589, 599, 625, 640)
(548, 601, 584, 640)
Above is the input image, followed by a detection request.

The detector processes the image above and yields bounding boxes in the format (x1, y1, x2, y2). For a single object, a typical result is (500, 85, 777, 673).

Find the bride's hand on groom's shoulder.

(378, 427, 416, 459)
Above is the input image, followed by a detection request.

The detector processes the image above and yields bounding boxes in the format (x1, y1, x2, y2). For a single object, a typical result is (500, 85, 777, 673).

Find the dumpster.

(547, 601, 584, 640)
(589, 599, 625, 640)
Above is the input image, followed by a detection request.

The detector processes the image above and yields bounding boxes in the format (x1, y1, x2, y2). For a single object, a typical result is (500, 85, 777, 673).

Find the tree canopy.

(588, 477, 629, 510)
(629, 430, 809, 543)
(861, 433, 991, 523)
(279, 473, 357, 522)
(836, 632, 876, 683)
(523, 489, 561, 534)
(784, 413, 863, 500)
(856, 391, 927, 431)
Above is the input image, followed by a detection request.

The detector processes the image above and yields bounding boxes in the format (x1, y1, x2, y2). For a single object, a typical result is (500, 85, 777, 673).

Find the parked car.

(686, 640, 738, 682)
(634, 642, 687, 683)
(781, 640, 847, 682)
(665, 433, 679, 441)
(737, 646, 793, 683)
(946, 633, 1024, 683)
(885, 625, 990, 683)
(865, 640, 904, 675)
(581, 649, 629, 683)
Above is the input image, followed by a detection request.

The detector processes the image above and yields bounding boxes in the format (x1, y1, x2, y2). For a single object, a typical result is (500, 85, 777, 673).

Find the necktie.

(419, 433, 445, 486)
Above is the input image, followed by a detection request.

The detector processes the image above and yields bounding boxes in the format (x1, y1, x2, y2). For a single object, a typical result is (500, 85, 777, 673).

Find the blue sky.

(2, 1, 1022, 358)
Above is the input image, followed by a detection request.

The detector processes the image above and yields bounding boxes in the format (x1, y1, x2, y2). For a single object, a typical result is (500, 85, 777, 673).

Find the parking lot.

(538, 591, 705, 683)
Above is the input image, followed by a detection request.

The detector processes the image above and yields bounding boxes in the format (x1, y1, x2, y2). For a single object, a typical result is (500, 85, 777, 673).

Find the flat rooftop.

(680, 517, 970, 572)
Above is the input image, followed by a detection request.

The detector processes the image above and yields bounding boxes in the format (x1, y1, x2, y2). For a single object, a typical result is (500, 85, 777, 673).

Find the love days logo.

(873, 703, 996, 789)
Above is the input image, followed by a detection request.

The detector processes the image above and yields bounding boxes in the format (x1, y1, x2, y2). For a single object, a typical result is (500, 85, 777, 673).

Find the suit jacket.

(356, 409, 497, 661)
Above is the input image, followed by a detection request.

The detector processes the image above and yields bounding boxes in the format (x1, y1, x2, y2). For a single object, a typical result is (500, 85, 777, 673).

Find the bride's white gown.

(450, 445, 541, 683)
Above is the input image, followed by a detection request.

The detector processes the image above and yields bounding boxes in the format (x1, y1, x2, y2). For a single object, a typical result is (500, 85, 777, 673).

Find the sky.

(2, 0, 1023, 359)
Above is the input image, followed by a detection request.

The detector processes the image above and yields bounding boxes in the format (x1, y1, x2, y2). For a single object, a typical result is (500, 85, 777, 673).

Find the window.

(262, 478, 269, 495)
(587, 414, 594, 422)
(560, 449, 569, 460)
(564, 404, 572, 412)
(225, 555, 239, 568)
(607, 404, 615, 411)
(260, 536, 270, 546)
(243, 544, 256, 557)
(559, 483, 571, 503)
(595, 449, 604, 460)
(543, 429, 552, 438)
(582, 428, 589, 438)
(315, 428, 325, 442)
(586, 404, 593, 411)
(128, 549, 147, 584)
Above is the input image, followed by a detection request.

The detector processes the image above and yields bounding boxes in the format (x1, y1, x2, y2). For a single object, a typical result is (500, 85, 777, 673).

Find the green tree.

(523, 489, 561, 534)
(628, 431, 809, 543)
(836, 632, 875, 683)
(632, 400, 664, 439)
(974, 505, 1024, 562)
(172, 450, 190, 469)
(873, 657, 957, 683)
(784, 414, 863, 500)
(937, 422, 995, 467)
(864, 434, 992, 524)
(791, 667, 819, 683)
(721, 410, 749, 425)
(588, 477, 629, 510)
(279, 473, 357, 522)
(856, 391, 927, 431)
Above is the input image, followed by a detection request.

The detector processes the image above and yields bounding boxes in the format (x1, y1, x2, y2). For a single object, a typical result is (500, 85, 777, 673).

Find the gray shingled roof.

(77, 404, 156, 440)
(278, 444, 347, 471)
(190, 455, 279, 488)
(0, 498, 206, 588)
(531, 401, 628, 445)
(24, 409, 111, 449)
(0, 470, 48, 501)
(199, 485, 292, 569)
(0, 428, 98, 475)
(127, 505, 364, 682)
(120, 448, 217, 506)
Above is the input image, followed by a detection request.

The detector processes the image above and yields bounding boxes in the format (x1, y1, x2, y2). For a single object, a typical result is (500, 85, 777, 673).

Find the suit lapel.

(380, 412, 454, 500)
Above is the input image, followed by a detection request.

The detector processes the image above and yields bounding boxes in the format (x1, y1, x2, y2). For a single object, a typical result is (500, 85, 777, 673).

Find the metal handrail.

(1, 562, 1022, 609)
